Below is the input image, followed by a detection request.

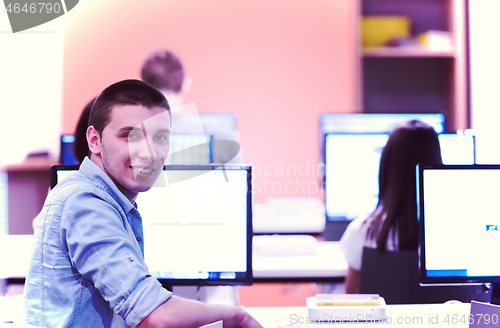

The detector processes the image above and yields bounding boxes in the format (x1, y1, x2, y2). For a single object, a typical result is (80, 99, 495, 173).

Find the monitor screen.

(59, 134, 80, 165)
(50, 164, 253, 287)
(166, 134, 212, 165)
(51, 164, 80, 189)
(318, 113, 446, 189)
(324, 133, 475, 221)
(198, 114, 237, 138)
(417, 164, 500, 288)
(139, 165, 252, 287)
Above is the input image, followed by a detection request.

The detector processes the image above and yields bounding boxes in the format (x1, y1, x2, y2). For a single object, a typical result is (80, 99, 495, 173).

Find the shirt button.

(136, 237, 142, 242)
(131, 208, 136, 213)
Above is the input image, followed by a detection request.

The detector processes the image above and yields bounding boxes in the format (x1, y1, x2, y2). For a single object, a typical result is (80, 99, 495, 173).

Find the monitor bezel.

(417, 164, 500, 285)
(319, 113, 445, 163)
(51, 164, 80, 189)
(155, 164, 254, 287)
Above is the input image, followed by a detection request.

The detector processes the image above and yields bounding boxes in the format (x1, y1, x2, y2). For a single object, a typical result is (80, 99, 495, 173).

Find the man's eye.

(153, 134, 168, 143)
(126, 133, 141, 141)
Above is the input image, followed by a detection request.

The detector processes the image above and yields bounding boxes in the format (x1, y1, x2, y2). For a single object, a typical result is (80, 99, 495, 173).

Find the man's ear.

(87, 126, 101, 156)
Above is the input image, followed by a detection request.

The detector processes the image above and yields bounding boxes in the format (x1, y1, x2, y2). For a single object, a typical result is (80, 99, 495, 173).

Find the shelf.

(2, 157, 57, 172)
(362, 46, 455, 58)
(355, 0, 468, 130)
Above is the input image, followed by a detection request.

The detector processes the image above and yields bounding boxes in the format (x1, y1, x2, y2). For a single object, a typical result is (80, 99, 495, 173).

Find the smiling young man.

(24, 80, 262, 328)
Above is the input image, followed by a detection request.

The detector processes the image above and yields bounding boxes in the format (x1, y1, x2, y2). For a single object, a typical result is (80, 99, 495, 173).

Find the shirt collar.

(79, 157, 136, 213)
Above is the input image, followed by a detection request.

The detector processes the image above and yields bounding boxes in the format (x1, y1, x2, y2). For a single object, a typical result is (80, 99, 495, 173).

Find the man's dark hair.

(89, 79, 170, 137)
(140, 49, 184, 93)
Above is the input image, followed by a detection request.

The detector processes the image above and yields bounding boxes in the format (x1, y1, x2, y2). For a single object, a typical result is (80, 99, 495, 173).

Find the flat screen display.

(418, 164, 500, 285)
(140, 165, 253, 286)
(166, 134, 212, 165)
(59, 134, 80, 165)
(324, 133, 475, 220)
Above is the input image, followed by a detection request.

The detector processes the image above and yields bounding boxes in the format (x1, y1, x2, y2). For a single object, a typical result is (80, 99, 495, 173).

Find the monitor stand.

(167, 286, 238, 305)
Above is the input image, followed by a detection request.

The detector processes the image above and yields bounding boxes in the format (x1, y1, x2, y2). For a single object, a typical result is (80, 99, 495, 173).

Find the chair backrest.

(359, 247, 491, 304)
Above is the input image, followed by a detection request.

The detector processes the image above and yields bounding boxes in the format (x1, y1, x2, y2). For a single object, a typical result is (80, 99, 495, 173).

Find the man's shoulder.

(49, 171, 114, 205)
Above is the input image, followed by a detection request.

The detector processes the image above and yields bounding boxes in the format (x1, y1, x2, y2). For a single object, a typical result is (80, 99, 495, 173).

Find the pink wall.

(62, 0, 356, 203)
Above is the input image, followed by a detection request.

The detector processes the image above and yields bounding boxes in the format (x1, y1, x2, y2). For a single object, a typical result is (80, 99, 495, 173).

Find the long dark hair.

(366, 120, 442, 251)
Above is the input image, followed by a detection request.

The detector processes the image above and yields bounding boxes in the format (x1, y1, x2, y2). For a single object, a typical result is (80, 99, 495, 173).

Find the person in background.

(141, 49, 190, 110)
(73, 97, 96, 163)
(141, 49, 242, 164)
(339, 120, 443, 294)
(24, 79, 262, 328)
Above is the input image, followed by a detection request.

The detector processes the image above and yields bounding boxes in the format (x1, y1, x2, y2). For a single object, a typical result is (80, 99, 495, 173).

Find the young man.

(24, 80, 261, 328)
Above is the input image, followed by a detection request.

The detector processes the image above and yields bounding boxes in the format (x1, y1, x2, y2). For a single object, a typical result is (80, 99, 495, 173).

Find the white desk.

(0, 235, 32, 280)
(246, 303, 471, 327)
(1, 235, 348, 283)
(1, 297, 472, 328)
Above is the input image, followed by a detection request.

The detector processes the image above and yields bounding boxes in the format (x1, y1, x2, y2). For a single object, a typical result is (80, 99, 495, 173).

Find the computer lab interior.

(2, 0, 500, 325)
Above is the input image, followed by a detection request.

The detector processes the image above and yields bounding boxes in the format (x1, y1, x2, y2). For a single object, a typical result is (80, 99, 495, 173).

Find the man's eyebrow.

(118, 127, 171, 135)
(117, 126, 141, 134)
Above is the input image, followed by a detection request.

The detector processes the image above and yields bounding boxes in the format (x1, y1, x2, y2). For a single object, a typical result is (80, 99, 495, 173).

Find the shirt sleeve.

(339, 216, 369, 271)
(60, 190, 172, 326)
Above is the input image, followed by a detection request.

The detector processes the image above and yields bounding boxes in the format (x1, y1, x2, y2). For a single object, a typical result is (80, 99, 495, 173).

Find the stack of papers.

(316, 294, 381, 306)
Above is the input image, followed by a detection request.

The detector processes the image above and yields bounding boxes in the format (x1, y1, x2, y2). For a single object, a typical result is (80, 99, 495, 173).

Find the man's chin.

(134, 172, 165, 189)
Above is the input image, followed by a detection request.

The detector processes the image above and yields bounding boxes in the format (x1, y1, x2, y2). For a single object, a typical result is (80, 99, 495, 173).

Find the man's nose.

(138, 137, 157, 161)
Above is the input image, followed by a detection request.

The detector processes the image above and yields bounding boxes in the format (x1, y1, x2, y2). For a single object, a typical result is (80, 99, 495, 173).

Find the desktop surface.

(247, 303, 471, 327)
(252, 238, 347, 282)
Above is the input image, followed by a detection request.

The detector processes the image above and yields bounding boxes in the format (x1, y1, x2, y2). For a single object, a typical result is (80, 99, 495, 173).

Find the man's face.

(96, 104, 170, 201)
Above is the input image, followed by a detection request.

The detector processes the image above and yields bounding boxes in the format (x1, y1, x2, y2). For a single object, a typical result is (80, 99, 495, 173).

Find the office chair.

(359, 247, 491, 304)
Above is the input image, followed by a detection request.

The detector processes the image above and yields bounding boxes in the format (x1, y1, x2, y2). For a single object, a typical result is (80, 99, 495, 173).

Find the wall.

(468, 0, 500, 164)
(0, 12, 64, 166)
(61, 0, 357, 203)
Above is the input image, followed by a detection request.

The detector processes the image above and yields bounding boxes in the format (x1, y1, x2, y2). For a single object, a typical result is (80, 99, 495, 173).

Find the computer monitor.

(59, 134, 80, 165)
(318, 113, 446, 188)
(166, 134, 213, 165)
(198, 114, 237, 137)
(319, 113, 445, 135)
(51, 164, 79, 189)
(50, 164, 253, 288)
(324, 133, 475, 221)
(140, 165, 253, 288)
(417, 164, 500, 304)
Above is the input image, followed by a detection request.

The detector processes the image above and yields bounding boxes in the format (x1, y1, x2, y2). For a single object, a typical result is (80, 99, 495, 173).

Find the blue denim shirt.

(24, 158, 172, 328)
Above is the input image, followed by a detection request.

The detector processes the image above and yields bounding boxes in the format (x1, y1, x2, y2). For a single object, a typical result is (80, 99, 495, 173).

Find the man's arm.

(139, 295, 262, 328)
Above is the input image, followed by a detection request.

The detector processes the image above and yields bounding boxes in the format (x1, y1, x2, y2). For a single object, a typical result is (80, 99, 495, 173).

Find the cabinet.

(3, 158, 53, 235)
(355, 0, 467, 132)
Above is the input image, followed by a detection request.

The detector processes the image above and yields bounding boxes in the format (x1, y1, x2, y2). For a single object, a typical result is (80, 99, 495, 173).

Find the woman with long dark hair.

(340, 120, 443, 293)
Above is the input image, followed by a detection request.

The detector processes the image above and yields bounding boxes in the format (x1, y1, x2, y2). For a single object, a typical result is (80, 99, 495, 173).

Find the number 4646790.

(444, 313, 499, 325)
(6, 2, 62, 14)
